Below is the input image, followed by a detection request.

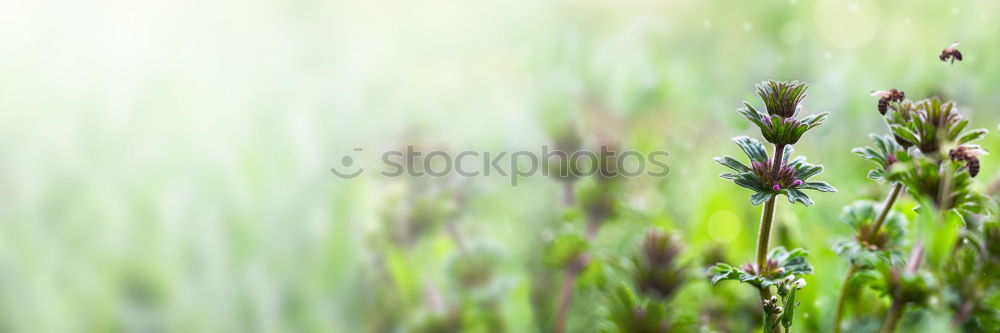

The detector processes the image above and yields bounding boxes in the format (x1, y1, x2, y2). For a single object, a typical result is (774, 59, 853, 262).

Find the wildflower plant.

(884, 98, 987, 154)
(709, 80, 835, 333)
(631, 230, 687, 301)
(888, 153, 988, 215)
(833, 82, 995, 333)
(832, 201, 908, 268)
(603, 229, 689, 332)
(832, 132, 912, 333)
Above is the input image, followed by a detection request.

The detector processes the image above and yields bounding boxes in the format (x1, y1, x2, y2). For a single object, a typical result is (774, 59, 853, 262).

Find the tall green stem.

(754, 144, 785, 333)
(756, 144, 785, 271)
(833, 183, 904, 333)
(868, 183, 903, 242)
(756, 196, 778, 273)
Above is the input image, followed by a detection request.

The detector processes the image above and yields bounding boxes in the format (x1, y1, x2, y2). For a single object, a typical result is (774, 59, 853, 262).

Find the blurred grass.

(1, 0, 1000, 331)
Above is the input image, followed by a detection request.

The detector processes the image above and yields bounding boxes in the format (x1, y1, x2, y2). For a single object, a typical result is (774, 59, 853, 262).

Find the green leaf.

(780, 286, 798, 332)
(948, 119, 969, 139)
(785, 189, 813, 206)
(708, 263, 741, 286)
(889, 124, 919, 146)
(791, 162, 823, 181)
(733, 136, 769, 163)
(714, 155, 751, 172)
(798, 181, 836, 192)
(734, 173, 766, 192)
(751, 192, 775, 206)
(958, 128, 988, 144)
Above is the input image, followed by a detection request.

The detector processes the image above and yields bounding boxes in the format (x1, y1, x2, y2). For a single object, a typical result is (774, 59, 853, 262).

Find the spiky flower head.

(756, 80, 809, 118)
(604, 284, 671, 333)
(885, 98, 988, 155)
(738, 81, 828, 145)
(853, 134, 908, 182)
(887, 152, 987, 215)
(631, 229, 687, 301)
(715, 136, 836, 206)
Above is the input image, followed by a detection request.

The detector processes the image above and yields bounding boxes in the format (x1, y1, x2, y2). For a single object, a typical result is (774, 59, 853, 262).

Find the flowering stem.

(756, 196, 778, 276)
(756, 143, 785, 272)
(868, 183, 904, 243)
(753, 143, 786, 333)
(834, 183, 903, 332)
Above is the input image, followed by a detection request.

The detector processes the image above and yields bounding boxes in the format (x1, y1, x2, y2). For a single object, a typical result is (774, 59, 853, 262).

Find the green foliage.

(779, 285, 799, 332)
(543, 230, 589, 268)
(716, 137, 835, 206)
(888, 154, 987, 214)
(852, 261, 936, 307)
(832, 200, 908, 267)
(942, 242, 1000, 332)
(852, 134, 908, 181)
(709, 247, 813, 288)
(760, 276, 806, 333)
(884, 98, 988, 154)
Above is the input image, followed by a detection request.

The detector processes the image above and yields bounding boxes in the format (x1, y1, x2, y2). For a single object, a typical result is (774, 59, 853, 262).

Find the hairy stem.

(756, 144, 785, 270)
(868, 183, 904, 242)
(755, 143, 786, 333)
(756, 196, 778, 274)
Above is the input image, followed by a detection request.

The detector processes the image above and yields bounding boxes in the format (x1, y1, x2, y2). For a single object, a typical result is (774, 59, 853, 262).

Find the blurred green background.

(1, 0, 999, 331)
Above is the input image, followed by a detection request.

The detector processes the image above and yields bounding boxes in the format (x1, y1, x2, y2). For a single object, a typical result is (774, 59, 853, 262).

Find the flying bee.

(949, 145, 987, 177)
(940, 41, 963, 64)
(870, 89, 905, 115)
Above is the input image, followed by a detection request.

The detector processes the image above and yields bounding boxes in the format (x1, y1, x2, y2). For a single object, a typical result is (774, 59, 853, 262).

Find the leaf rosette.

(716, 136, 836, 206)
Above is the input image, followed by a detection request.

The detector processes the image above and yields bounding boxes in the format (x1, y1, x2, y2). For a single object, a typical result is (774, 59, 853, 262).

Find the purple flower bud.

(765, 117, 773, 127)
(791, 179, 802, 187)
(772, 184, 781, 191)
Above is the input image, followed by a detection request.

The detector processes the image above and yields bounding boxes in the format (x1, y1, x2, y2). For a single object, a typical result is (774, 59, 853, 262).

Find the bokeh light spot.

(707, 210, 741, 243)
